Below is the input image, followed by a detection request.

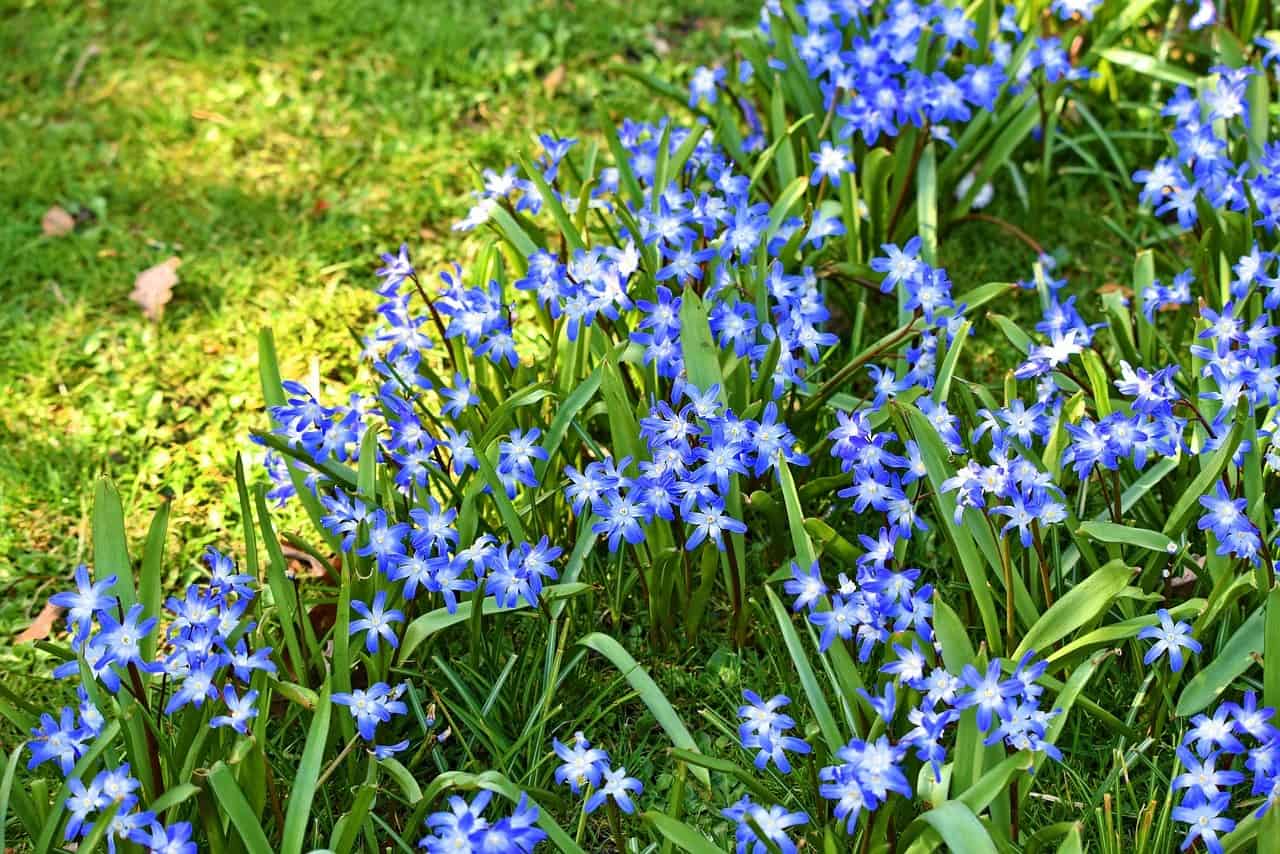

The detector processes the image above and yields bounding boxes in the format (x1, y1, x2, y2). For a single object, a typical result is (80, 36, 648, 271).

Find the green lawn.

(0, 0, 754, 687)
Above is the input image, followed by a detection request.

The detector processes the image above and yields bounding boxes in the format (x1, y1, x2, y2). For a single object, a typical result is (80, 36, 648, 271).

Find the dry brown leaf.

(42, 205, 75, 237)
(16, 601, 63, 643)
(191, 108, 229, 124)
(130, 257, 182, 321)
(1096, 282, 1134, 298)
(542, 64, 566, 96)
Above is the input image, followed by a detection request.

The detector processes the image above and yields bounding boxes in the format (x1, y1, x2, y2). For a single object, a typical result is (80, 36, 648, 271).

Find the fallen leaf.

(1096, 282, 1133, 298)
(42, 205, 75, 237)
(130, 257, 182, 321)
(191, 108, 229, 124)
(16, 601, 63, 643)
(542, 64, 566, 96)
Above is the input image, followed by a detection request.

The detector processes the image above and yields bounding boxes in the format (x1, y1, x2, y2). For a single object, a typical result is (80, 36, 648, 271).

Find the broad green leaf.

(905, 801, 999, 854)
(148, 783, 202, 818)
(1267, 587, 1280, 711)
(0, 743, 22, 854)
(1177, 606, 1265, 717)
(138, 497, 170, 663)
(93, 479, 136, 608)
(643, 812, 723, 854)
(1077, 521, 1176, 555)
(1162, 421, 1241, 539)
(1014, 560, 1132, 660)
(679, 287, 723, 399)
(518, 154, 584, 252)
(207, 762, 274, 854)
(536, 368, 602, 482)
(1099, 47, 1199, 86)
(1047, 599, 1204, 665)
(282, 681, 333, 854)
(1056, 824, 1084, 854)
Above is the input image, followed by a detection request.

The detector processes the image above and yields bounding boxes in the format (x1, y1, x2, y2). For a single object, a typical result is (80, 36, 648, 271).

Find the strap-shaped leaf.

(579, 633, 710, 788)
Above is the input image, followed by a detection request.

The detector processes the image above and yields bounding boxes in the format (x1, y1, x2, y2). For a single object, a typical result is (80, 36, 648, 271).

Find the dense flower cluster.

(30, 550, 273, 852)
(572, 384, 807, 552)
(418, 791, 545, 853)
(745, 1, 1090, 152)
(1169, 693, 1280, 854)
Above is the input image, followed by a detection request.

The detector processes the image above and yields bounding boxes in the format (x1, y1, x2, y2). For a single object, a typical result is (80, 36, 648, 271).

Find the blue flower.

(1138, 609, 1201, 672)
(333, 682, 408, 742)
(783, 561, 827, 612)
(1173, 746, 1245, 799)
(210, 685, 260, 735)
(49, 564, 117, 642)
(585, 765, 644, 814)
(350, 591, 405, 655)
(955, 661, 1016, 732)
(723, 797, 808, 854)
(27, 707, 87, 775)
(552, 732, 610, 794)
(810, 141, 853, 186)
(1172, 791, 1235, 854)
(685, 498, 747, 550)
(98, 603, 158, 673)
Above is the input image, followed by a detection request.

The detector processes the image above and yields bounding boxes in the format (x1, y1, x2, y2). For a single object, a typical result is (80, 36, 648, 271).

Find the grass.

(0, 0, 757, 693)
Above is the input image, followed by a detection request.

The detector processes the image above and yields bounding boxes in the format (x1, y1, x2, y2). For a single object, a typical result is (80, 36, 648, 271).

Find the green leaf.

(489, 204, 540, 259)
(0, 743, 23, 854)
(518, 154, 585, 252)
(901, 405, 1003, 655)
(1013, 560, 1132, 660)
(916, 141, 938, 266)
(282, 681, 333, 854)
(330, 781, 378, 853)
(934, 599, 977, 673)
(1056, 824, 1084, 854)
(1177, 605, 1265, 717)
(256, 486, 309, 686)
(474, 440, 528, 542)
(778, 461, 816, 567)
(957, 751, 1034, 814)
(1099, 47, 1199, 86)
(679, 287, 724, 399)
(907, 801, 998, 854)
(536, 369, 602, 482)
(1046, 599, 1204, 665)
(643, 812, 723, 854)
(93, 479, 136, 608)
(148, 783, 202, 818)
(139, 497, 170, 664)
(1162, 421, 1242, 539)
(1267, 587, 1280, 712)
(766, 176, 809, 240)
(207, 761, 274, 854)
(765, 587, 843, 752)
(1077, 521, 1176, 555)
(600, 354, 645, 477)
(380, 758, 424, 805)
(579, 633, 710, 788)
